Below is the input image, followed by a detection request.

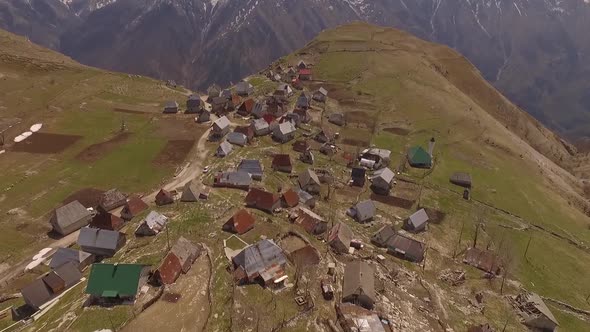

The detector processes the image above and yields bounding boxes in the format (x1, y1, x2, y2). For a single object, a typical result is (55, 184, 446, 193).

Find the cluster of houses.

(18, 184, 205, 316)
(15, 58, 557, 331)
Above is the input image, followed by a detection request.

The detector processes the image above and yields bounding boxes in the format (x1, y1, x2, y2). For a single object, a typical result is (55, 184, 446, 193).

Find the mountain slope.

(2, 0, 590, 137)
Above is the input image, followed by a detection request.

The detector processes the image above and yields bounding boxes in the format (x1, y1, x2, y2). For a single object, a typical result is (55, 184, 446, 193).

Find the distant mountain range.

(1, 0, 590, 137)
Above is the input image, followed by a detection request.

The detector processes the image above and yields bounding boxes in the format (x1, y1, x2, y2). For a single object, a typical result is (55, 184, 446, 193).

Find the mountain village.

(0, 53, 569, 332)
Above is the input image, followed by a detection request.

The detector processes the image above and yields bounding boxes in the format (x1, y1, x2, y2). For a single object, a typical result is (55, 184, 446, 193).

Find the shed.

(251, 118, 270, 136)
(328, 113, 346, 126)
(407, 146, 432, 168)
(237, 159, 264, 181)
(223, 209, 255, 235)
(463, 247, 501, 274)
(386, 234, 425, 262)
(404, 209, 429, 233)
(272, 154, 293, 173)
(313, 87, 328, 102)
(196, 110, 211, 123)
(121, 196, 148, 221)
(227, 132, 248, 146)
(186, 94, 204, 113)
(296, 189, 316, 209)
(450, 172, 472, 188)
(292, 140, 309, 153)
(86, 263, 150, 300)
(155, 189, 174, 206)
(328, 222, 353, 254)
(52, 261, 83, 288)
(211, 116, 231, 139)
(50, 248, 95, 271)
(297, 60, 307, 69)
(298, 68, 312, 81)
(77, 227, 126, 257)
(216, 141, 233, 157)
(275, 83, 293, 97)
(293, 108, 311, 123)
(99, 189, 127, 211)
(514, 292, 559, 332)
(135, 211, 168, 236)
(350, 167, 366, 187)
(235, 81, 254, 96)
(245, 188, 280, 214)
(370, 167, 395, 195)
(214, 171, 252, 190)
(298, 168, 321, 194)
(89, 209, 124, 231)
(360, 148, 391, 170)
(237, 98, 256, 116)
(349, 200, 376, 223)
(232, 239, 287, 286)
(296, 93, 310, 110)
(207, 84, 221, 101)
(163, 101, 179, 114)
(300, 149, 315, 165)
(272, 121, 296, 143)
(281, 189, 299, 208)
(293, 207, 327, 235)
(371, 225, 396, 248)
(315, 126, 334, 143)
(337, 303, 389, 332)
(342, 261, 375, 309)
(50, 200, 93, 236)
(234, 126, 254, 142)
(180, 181, 200, 202)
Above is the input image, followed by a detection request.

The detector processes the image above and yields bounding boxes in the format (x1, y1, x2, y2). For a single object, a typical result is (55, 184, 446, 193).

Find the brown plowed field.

(11, 133, 81, 154)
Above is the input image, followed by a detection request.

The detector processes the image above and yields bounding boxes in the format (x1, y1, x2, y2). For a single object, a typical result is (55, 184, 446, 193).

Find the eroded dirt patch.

(383, 127, 411, 136)
(62, 188, 105, 208)
(113, 108, 150, 115)
(152, 140, 194, 167)
(75, 132, 132, 163)
(11, 133, 82, 154)
(342, 137, 371, 147)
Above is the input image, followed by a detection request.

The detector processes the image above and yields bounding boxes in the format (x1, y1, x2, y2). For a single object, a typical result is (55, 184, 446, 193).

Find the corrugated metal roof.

(86, 264, 147, 298)
(232, 239, 286, 279)
(144, 211, 168, 231)
(225, 209, 256, 235)
(238, 160, 263, 177)
(387, 234, 425, 262)
(53, 261, 82, 287)
(21, 278, 53, 309)
(245, 188, 279, 212)
(227, 132, 248, 146)
(213, 116, 230, 130)
(371, 167, 395, 184)
(298, 168, 320, 187)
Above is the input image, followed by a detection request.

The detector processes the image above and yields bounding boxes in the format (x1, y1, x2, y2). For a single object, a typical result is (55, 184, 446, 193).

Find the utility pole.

(473, 222, 480, 248)
(453, 220, 465, 258)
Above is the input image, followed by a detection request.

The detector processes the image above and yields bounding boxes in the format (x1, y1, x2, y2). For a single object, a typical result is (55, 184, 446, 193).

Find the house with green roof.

(86, 263, 151, 303)
(407, 146, 432, 169)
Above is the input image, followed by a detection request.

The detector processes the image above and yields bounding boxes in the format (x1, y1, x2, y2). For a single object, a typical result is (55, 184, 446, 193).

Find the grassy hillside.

(276, 22, 590, 329)
(0, 29, 193, 262)
(1, 23, 589, 332)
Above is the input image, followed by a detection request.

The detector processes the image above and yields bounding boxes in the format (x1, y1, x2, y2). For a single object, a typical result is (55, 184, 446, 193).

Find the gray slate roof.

(408, 209, 429, 229)
(238, 160, 263, 178)
(49, 248, 94, 269)
(371, 167, 395, 184)
(213, 116, 230, 131)
(232, 239, 286, 278)
(217, 141, 233, 156)
(353, 200, 376, 222)
(165, 101, 179, 108)
(77, 227, 121, 251)
(276, 121, 296, 135)
(298, 168, 320, 187)
(252, 118, 269, 130)
(53, 262, 83, 287)
(219, 171, 253, 187)
(53, 201, 92, 230)
(227, 132, 247, 146)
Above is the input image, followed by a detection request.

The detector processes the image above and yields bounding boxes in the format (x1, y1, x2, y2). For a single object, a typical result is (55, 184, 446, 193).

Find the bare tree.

(494, 229, 520, 295)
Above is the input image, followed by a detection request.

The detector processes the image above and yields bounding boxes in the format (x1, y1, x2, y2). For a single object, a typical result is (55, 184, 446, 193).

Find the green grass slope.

(0, 29, 191, 262)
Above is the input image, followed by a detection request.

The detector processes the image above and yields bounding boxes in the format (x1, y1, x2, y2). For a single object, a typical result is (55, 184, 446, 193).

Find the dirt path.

(121, 254, 211, 332)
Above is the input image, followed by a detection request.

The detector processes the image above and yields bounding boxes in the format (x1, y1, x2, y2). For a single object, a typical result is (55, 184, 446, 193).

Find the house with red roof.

(223, 209, 256, 235)
(245, 188, 280, 214)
